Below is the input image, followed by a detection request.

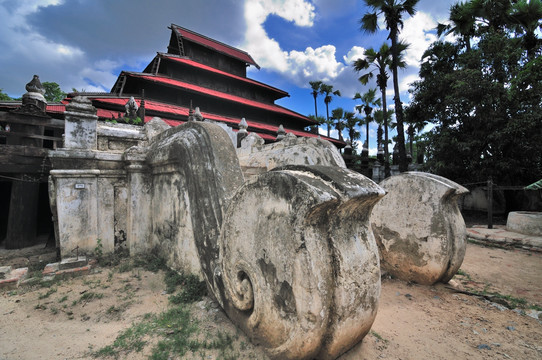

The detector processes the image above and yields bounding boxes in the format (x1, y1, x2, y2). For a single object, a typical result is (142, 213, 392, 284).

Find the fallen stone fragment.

(370, 172, 468, 285)
(215, 165, 385, 360)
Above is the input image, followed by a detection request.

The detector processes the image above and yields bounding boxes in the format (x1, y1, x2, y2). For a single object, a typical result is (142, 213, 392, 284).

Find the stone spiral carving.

(214, 166, 384, 359)
(370, 172, 468, 285)
(147, 122, 385, 359)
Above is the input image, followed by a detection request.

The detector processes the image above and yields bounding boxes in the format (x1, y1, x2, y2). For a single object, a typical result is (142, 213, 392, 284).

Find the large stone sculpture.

(370, 172, 468, 285)
(146, 122, 385, 359)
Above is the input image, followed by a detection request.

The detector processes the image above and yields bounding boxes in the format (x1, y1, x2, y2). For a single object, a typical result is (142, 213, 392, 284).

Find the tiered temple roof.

(9, 24, 344, 146)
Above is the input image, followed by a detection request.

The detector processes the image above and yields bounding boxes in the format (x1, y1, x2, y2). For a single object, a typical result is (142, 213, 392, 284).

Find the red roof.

(161, 55, 287, 98)
(172, 24, 259, 69)
(126, 73, 314, 123)
(89, 97, 342, 145)
(46, 104, 66, 113)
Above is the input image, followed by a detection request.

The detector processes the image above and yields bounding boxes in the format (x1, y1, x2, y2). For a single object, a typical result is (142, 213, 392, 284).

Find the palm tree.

(320, 83, 341, 137)
(353, 42, 406, 177)
(404, 103, 428, 159)
(470, 0, 515, 33)
(360, 0, 419, 172)
(436, 1, 477, 52)
(510, 0, 542, 59)
(354, 88, 381, 152)
(374, 108, 395, 174)
(343, 111, 363, 151)
(308, 114, 326, 135)
(331, 107, 345, 142)
(309, 81, 323, 118)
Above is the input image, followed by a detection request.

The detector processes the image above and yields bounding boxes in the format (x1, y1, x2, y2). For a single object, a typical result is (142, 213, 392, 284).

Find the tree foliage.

(0, 89, 12, 101)
(319, 83, 341, 137)
(360, 0, 420, 172)
(408, 7, 542, 186)
(42, 82, 66, 103)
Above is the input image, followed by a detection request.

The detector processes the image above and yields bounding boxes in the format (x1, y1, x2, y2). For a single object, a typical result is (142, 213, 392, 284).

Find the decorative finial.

(276, 124, 286, 141)
(239, 118, 248, 133)
(194, 107, 204, 121)
(236, 118, 249, 148)
(25, 75, 45, 95)
(125, 96, 139, 119)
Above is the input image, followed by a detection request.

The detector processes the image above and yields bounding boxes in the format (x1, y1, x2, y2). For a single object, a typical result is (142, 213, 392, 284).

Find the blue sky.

(0, 0, 457, 153)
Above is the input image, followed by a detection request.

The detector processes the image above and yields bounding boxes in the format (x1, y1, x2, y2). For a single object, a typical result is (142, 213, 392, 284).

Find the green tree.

(353, 42, 406, 176)
(374, 108, 395, 152)
(509, 0, 542, 59)
(320, 83, 341, 138)
(343, 111, 363, 151)
(309, 80, 323, 118)
(42, 82, 66, 102)
(408, 27, 542, 186)
(0, 89, 12, 101)
(360, 0, 420, 172)
(307, 114, 326, 135)
(437, 1, 477, 52)
(331, 107, 345, 142)
(353, 88, 381, 152)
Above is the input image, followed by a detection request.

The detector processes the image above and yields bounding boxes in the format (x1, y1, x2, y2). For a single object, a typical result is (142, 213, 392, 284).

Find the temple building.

(75, 24, 342, 145)
(0, 24, 343, 249)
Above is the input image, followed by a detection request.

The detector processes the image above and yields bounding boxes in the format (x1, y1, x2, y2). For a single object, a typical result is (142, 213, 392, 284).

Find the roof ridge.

(169, 23, 260, 69)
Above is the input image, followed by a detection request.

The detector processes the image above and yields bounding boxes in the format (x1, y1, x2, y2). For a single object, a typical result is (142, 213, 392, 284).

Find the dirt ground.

(0, 240, 541, 360)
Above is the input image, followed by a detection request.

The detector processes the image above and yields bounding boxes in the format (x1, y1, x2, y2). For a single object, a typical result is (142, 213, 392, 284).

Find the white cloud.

(343, 46, 365, 65)
(399, 73, 420, 95)
(243, 0, 347, 88)
(400, 12, 438, 67)
(288, 45, 344, 82)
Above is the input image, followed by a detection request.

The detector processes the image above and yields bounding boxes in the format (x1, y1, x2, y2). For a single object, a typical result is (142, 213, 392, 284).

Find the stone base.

(506, 211, 542, 236)
(59, 257, 88, 270)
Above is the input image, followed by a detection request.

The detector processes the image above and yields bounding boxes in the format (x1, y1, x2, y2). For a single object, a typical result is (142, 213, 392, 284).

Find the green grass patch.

(38, 287, 57, 300)
(167, 273, 207, 304)
(370, 330, 388, 343)
(94, 305, 239, 360)
(456, 268, 472, 281)
(79, 291, 104, 303)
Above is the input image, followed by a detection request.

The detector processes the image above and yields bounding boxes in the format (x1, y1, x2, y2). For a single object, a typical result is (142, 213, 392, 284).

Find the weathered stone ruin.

(47, 98, 468, 359)
(49, 97, 386, 359)
(370, 172, 468, 285)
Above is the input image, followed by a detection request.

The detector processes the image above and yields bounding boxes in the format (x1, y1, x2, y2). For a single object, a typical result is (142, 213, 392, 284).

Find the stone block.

(371, 172, 468, 285)
(59, 257, 88, 270)
(507, 211, 542, 236)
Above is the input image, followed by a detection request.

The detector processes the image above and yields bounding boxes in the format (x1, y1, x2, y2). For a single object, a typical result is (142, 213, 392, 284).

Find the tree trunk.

(326, 103, 330, 138)
(391, 29, 408, 172)
(366, 119, 369, 150)
(382, 88, 390, 178)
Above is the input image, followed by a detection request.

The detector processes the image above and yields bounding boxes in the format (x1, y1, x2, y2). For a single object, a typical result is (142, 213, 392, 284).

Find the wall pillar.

(125, 147, 151, 255)
(49, 169, 100, 258)
(64, 96, 97, 150)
